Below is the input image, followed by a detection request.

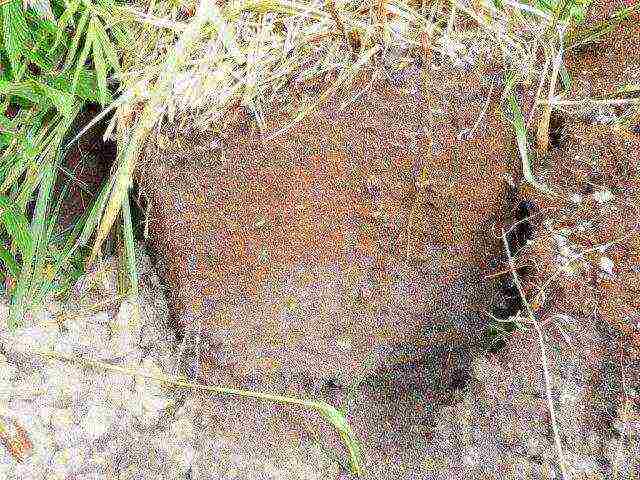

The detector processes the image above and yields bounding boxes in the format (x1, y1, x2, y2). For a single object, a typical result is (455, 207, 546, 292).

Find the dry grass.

(81, 0, 562, 261)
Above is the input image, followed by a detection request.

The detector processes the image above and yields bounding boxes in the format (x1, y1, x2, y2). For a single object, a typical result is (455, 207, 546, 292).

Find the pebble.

(81, 403, 117, 441)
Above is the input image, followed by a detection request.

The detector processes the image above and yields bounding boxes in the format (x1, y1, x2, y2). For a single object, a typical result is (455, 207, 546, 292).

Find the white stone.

(37, 405, 54, 425)
(12, 371, 47, 399)
(44, 362, 86, 404)
(569, 193, 582, 204)
(110, 301, 143, 357)
(123, 394, 144, 418)
(593, 189, 614, 204)
(49, 446, 86, 476)
(52, 424, 85, 449)
(169, 416, 197, 443)
(50, 408, 75, 431)
(97, 371, 134, 408)
(7, 324, 59, 355)
(599, 256, 615, 276)
(80, 403, 116, 441)
(135, 358, 167, 399)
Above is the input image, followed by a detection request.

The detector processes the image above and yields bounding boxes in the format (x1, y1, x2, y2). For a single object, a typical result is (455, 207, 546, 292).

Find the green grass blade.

(36, 82, 76, 119)
(93, 15, 122, 76)
(7, 158, 55, 327)
(0, 195, 33, 259)
(0, 79, 46, 105)
(54, 0, 81, 51)
(0, 244, 20, 279)
(71, 14, 95, 97)
(2, 1, 32, 73)
(46, 68, 110, 103)
(63, 7, 90, 71)
(120, 190, 138, 297)
(506, 92, 553, 195)
(89, 18, 109, 105)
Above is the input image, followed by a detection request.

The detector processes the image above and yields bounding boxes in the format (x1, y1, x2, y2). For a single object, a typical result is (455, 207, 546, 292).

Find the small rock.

(49, 446, 86, 476)
(50, 408, 75, 431)
(52, 424, 85, 449)
(598, 256, 615, 276)
(80, 403, 116, 441)
(6, 324, 59, 356)
(44, 362, 87, 404)
(593, 189, 614, 204)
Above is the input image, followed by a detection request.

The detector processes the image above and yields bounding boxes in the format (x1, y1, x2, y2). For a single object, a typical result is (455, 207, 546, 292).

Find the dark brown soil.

(517, 8, 640, 356)
(137, 61, 520, 385)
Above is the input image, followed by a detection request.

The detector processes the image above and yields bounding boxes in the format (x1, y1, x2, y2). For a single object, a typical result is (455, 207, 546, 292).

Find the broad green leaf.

(0, 132, 12, 148)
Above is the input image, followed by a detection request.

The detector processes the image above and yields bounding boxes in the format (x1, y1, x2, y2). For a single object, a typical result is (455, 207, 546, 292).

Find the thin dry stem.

(501, 229, 569, 480)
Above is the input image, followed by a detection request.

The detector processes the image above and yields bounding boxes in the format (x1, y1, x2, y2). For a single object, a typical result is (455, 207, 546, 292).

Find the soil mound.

(137, 62, 518, 384)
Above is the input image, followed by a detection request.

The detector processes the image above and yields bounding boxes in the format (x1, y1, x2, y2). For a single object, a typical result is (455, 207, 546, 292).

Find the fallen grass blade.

(501, 229, 568, 480)
(507, 91, 553, 195)
(23, 346, 364, 476)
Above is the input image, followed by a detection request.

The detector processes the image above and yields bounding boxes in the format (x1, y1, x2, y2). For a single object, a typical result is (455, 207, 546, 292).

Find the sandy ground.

(1, 246, 638, 479)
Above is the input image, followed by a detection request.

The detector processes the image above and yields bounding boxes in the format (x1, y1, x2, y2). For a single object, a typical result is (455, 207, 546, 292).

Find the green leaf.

(0, 195, 33, 259)
(55, 0, 81, 52)
(92, 15, 121, 76)
(37, 82, 76, 119)
(0, 79, 45, 106)
(2, 1, 33, 73)
(45, 68, 109, 103)
(0, 132, 12, 148)
(89, 17, 109, 105)
(72, 15, 95, 98)
(63, 6, 89, 71)
(0, 244, 20, 278)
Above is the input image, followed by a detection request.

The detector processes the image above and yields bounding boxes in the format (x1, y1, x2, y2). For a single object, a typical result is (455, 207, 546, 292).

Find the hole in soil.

(548, 113, 565, 149)
(449, 369, 469, 391)
(56, 107, 117, 231)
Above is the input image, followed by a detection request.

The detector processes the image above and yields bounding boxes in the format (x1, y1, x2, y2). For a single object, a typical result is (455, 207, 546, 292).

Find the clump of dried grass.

(84, 0, 558, 263)
(112, 0, 553, 134)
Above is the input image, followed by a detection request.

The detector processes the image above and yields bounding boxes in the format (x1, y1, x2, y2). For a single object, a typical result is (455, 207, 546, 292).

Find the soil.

(27, 2, 638, 479)
(137, 57, 522, 385)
